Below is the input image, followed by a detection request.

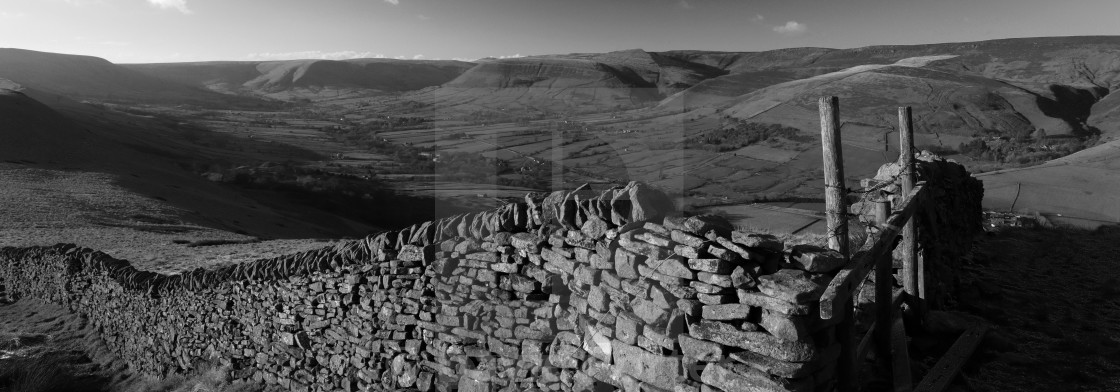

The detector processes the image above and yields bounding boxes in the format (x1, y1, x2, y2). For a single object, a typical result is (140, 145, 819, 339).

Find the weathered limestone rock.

(624, 182, 675, 224)
(731, 232, 784, 253)
(670, 230, 707, 248)
(678, 334, 723, 361)
(701, 361, 812, 392)
(730, 349, 828, 379)
(581, 216, 610, 240)
(736, 290, 812, 316)
(582, 324, 614, 363)
(511, 233, 545, 252)
(615, 312, 643, 345)
(631, 299, 670, 325)
(614, 248, 643, 279)
(689, 320, 817, 362)
(549, 343, 585, 369)
(760, 310, 810, 342)
(655, 256, 695, 280)
(687, 258, 733, 274)
(701, 304, 755, 321)
(757, 270, 823, 304)
(788, 245, 846, 273)
(612, 339, 682, 390)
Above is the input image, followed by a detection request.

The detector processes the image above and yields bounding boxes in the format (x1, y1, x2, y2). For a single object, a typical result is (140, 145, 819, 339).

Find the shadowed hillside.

(0, 48, 277, 109)
(0, 87, 382, 240)
(125, 58, 475, 99)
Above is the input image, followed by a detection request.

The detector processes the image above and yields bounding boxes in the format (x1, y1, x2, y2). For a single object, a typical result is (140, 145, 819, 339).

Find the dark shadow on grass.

(0, 352, 108, 392)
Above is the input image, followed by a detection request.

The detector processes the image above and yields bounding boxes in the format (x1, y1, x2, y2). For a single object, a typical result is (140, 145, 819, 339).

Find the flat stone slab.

(757, 269, 823, 304)
(688, 320, 817, 362)
(788, 245, 847, 273)
(612, 339, 683, 390)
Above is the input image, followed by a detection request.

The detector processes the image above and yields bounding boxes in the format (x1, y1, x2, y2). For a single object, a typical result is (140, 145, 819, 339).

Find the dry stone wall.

(3, 181, 860, 392)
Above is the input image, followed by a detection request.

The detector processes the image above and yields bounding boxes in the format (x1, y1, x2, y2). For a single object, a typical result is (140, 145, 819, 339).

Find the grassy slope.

(0, 89, 379, 240)
(0, 298, 279, 392)
(953, 225, 1120, 391)
(976, 139, 1120, 226)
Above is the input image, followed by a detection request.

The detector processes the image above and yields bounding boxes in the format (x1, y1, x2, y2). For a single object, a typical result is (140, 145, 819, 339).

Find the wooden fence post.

(820, 96, 855, 391)
(821, 97, 849, 257)
(898, 107, 922, 319)
(873, 198, 893, 373)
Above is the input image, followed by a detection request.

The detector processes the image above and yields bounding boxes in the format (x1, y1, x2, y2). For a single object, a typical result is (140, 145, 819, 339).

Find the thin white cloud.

(752, 14, 765, 22)
(470, 54, 526, 62)
(0, 11, 27, 18)
(678, 0, 694, 10)
(417, 14, 430, 20)
(412, 54, 425, 60)
(773, 21, 807, 36)
(147, 0, 191, 14)
(383, 0, 399, 5)
(244, 50, 385, 61)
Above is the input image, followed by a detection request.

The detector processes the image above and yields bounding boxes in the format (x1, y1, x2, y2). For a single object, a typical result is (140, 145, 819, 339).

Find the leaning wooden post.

(873, 197, 893, 374)
(820, 96, 855, 391)
(898, 107, 922, 319)
(821, 97, 849, 256)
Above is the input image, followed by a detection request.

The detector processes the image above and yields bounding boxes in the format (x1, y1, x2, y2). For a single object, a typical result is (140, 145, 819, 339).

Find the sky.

(1, 0, 1119, 63)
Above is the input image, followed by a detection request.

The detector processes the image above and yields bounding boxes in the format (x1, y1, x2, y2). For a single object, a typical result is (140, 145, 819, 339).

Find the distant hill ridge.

(125, 58, 475, 95)
(3, 36, 1120, 137)
(0, 48, 276, 108)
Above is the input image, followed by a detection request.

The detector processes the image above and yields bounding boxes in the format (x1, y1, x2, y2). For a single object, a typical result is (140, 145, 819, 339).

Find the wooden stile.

(819, 183, 926, 320)
(813, 101, 983, 392)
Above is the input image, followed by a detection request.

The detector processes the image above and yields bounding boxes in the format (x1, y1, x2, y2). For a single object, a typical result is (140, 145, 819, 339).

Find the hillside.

(0, 87, 381, 246)
(5, 37, 1120, 231)
(0, 89, 103, 164)
(124, 58, 475, 99)
(661, 37, 1120, 140)
(435, 49, 730, 114)
(391, 37, 1120, 143)
(977, 139, 1120, 227)
(0, 49, 273, 108)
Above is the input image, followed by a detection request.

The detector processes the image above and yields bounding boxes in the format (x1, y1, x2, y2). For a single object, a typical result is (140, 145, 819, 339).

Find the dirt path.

(959, 226, 1120, 391)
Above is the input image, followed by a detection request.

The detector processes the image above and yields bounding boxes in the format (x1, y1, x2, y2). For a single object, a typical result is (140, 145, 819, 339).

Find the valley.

(2, 36, 1119, 265)
(0, 4, 1118, 387)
